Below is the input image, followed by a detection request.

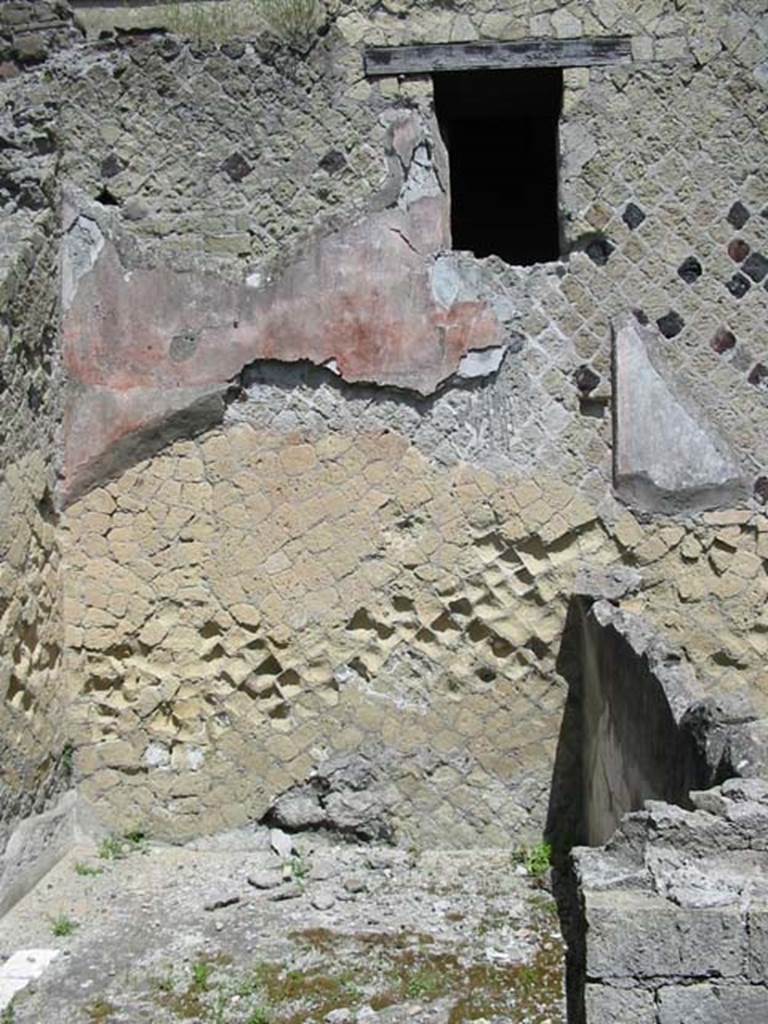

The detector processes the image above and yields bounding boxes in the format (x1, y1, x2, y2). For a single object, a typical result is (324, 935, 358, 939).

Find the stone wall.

(561, 595, 705, 847)
(574, 781, 768, 1023)
(0, 1, 82, 75)
(0, 0, 763, 853)
(0, 26, 71, 851)
(556, 596, 768, 1022)
(47, 0, 767, 845)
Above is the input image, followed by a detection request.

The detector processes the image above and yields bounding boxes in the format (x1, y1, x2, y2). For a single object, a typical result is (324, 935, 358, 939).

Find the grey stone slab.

(613, 315, 746, 512)
(0, 791, 80, 917)
(584, 983, 656, 1023)
(657, 982, 768, 1023)
(585, 890, 746, 980)
(748, 907, 768, 983)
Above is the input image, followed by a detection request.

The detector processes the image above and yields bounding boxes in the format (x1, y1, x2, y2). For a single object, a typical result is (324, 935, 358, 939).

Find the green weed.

(60, 742, 74, 777)
(290, 854, 309, 882)
(405, 968, 442, 999)
(50, 913, 78, 937)
(86, 999, 115, 1022)
(246, 1009, 272, 1024)
(154, 969, 175, 994)
(513, 841, 553, 879)
(525, 842, 552, 879)
(98, 830, 149, 861)
(124, 829, 149, 854)
(75, 862, 103, 877)
(98, 835, 125, 861)
(192, 960, 214, 992)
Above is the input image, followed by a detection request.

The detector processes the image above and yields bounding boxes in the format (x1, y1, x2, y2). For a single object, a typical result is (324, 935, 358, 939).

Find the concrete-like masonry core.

(0, 0, 767, 1021)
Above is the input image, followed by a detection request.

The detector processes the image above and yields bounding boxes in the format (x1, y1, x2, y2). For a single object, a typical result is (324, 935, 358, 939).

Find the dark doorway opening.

(434, 68, 563, 266)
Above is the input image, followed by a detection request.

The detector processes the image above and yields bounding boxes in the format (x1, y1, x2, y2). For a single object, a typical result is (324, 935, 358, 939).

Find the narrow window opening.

(434, 68, 563, 267)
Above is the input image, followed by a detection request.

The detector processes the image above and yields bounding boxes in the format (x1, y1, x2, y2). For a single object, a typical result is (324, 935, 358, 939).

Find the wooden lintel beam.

(364, 36, 633, 77)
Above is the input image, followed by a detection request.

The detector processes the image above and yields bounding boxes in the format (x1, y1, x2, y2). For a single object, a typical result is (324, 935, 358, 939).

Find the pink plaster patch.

(61, 197, 504, 502)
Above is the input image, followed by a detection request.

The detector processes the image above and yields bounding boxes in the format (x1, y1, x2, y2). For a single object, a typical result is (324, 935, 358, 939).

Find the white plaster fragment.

(144, 741, 170, 769)
(430, 258, 462, 308)
(187, 746, 205, 771)
(456, 346, 506, 380)
(323, 358, 341, 377)
(246, 271, 263, 289)
(560, 122, 598, 176)
(0, 949, 59, 1011)
(398, 142, 443, 208)
(270, 828, 294, 859)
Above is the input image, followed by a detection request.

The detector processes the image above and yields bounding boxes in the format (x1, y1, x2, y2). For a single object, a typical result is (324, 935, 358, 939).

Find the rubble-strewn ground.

(0, 830, 565, 1024)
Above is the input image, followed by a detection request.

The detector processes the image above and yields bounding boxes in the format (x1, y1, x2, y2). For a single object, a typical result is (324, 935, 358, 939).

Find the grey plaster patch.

(61, 215, 103, 312)
(230, 344, 585, 480)
(169, 329, 200, 363)
(574, 564, 643, 601)
(613, 316, 747, 512)
(455, 345, 508, 379)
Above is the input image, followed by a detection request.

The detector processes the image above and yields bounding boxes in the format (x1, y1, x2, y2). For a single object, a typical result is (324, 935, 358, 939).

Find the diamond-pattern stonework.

(1, 0, 767, 860)
(63, 420, 768, 844)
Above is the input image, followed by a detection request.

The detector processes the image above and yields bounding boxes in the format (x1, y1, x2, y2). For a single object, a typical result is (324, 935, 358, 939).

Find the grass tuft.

(50, 913, 78, 937)
(75, 861, 103, 877)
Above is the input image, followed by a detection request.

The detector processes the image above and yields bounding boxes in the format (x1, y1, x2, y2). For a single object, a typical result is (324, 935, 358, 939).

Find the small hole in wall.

(434, 68, 563, 266)
(94, 186, 120, 207)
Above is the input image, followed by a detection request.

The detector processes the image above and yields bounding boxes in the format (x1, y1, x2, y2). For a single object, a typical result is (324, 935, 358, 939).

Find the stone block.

(657, 982, 768, 1023)
(748, 907, 768, 982)
(584, 983, 656, 1023)
(0, 792, 78, 916)
(585, 890, 746, 980)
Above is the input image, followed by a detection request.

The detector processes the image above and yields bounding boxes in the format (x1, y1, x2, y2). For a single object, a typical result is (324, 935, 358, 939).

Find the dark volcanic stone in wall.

(727, 201, 750, 229)
(742, 252, 768, 283)
(728, 238, 750, 262)
(657, 311, 685, 338)
(677, 256, 703, 284)
(622, 202, 646, 230)
(711, 328, 736, 354)
(574, 365, 601, 394)
(726, 273, 751, 298)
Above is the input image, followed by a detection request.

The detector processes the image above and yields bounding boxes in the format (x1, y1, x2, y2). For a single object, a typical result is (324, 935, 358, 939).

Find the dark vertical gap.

(434, 67, 563, 266)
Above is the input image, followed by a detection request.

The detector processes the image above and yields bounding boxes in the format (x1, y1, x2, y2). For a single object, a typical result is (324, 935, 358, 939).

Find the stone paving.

(0, 829, 565, 1024)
